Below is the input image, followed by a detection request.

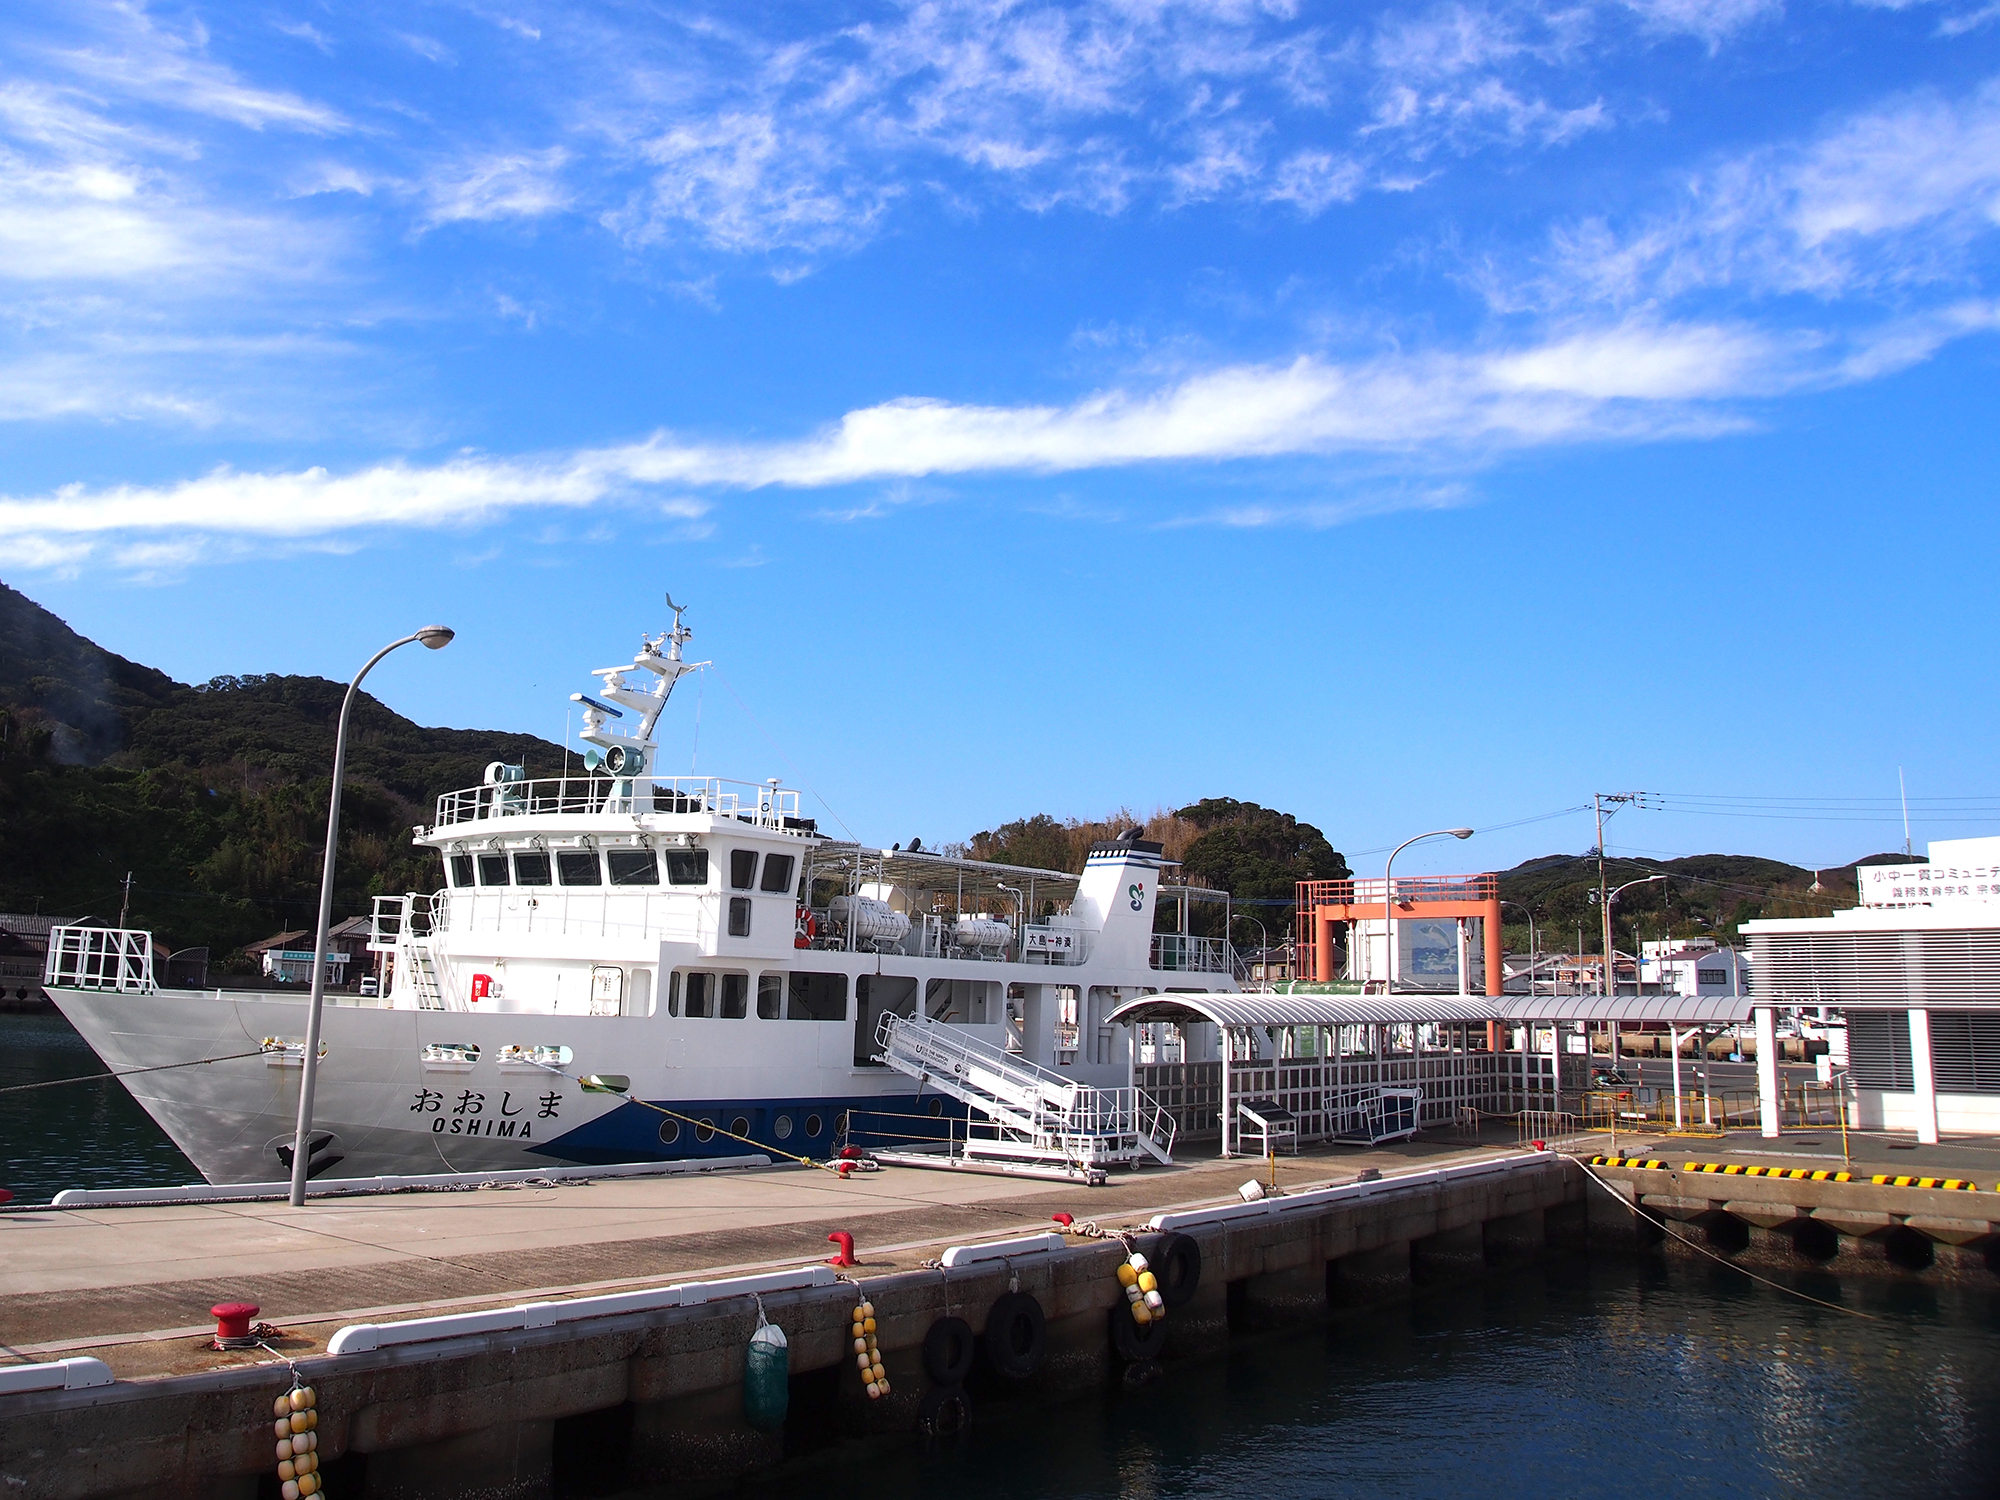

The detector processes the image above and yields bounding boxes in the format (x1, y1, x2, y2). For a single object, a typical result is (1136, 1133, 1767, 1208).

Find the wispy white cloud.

(15, 308, 1983, 568)
(423, 149, 571, 225)
(1509, 75, 2000, 308)
(46, 4, 346, 132)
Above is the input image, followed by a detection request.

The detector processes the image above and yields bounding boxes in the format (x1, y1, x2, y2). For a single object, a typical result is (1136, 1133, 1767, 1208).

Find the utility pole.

(1594, 793, 1644, 996)
(118, 871, 134, 929)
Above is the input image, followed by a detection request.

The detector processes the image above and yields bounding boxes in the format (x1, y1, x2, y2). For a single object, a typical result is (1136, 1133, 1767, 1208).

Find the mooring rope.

(1565, 1153, 1879, 1320)
(0, 1049, 270, 1095)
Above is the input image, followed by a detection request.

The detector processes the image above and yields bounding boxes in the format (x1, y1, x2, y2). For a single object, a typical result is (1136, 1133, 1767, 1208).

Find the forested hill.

(960, 799, 1350, 940)
(1494, 851, 1879, 955)
(0, 581, 560, 961)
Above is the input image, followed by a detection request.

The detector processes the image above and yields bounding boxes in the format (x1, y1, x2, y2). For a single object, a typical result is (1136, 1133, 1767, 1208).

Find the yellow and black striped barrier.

(1681, 1162, 1855, 1182)
(1589, 1155, 1985, 1189)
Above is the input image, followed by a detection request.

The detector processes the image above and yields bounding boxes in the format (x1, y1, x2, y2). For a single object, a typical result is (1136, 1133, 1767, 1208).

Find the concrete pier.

(4, 1136, 1997, 1500)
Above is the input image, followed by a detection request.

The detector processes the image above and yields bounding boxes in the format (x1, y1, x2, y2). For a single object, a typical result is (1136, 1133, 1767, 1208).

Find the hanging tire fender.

(1141, 1230, 1202, 1309)
(917, 1384, 971, 1439)
(982, 1291, 1047, 1381)
(922, 1315, 977, 1386)
(1108, 1304, 1169, 1363)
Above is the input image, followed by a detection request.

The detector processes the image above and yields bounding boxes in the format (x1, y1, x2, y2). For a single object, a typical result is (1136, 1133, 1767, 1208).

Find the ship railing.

(45, 926, 156, 993)
(433, 775, 804, 829)
(1149, 934, 1237, 974)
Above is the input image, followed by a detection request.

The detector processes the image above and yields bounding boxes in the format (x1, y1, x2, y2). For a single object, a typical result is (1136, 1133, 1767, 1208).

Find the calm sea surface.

(0, 1010, 194, 1202)
(814, 1258, 2000, 1500)
(6, 1013, 1999, 1498)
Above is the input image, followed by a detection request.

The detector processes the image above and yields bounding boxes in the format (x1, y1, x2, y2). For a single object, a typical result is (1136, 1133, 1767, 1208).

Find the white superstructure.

(43, 606, 1236, 1185)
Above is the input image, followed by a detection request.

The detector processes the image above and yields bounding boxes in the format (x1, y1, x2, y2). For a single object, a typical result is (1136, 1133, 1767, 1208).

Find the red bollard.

(827, 1231, 858, 1267)
(0, 1188, 13, 1207)
(1050, 1212, 1074, 1228)
(1531, 1139, 1547, 1151)
(211, 1301, 260, 1348)
(836, 1161, 855, 1178)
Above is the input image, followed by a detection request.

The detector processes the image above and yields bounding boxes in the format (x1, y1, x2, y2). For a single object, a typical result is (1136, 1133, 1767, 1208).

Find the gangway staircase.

(370, 894, 459, 1011)
(869, 1013, 1176, 1185)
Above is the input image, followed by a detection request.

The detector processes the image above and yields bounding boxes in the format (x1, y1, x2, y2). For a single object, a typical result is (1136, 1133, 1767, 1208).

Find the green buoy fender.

(744, 1301, 790, 1433)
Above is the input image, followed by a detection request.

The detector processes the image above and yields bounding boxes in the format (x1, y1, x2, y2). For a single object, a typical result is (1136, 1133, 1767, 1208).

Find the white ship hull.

(46, 983, 991, 1184)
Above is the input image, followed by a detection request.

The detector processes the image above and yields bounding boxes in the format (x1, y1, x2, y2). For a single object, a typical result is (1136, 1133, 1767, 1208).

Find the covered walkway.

(1111, 989, 1776, 1156)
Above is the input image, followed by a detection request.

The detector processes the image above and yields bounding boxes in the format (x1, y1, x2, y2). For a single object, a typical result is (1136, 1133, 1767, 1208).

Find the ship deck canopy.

(802, 843, 1079, 904)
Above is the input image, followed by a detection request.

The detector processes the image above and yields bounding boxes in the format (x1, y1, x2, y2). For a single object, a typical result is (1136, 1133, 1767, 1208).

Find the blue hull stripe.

(528, 1092, 971, 1165)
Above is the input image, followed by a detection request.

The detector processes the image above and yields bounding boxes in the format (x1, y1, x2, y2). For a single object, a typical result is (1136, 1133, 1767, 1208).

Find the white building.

(1640, 939, 1750, 997)
(1740, 834, 2000, 1141)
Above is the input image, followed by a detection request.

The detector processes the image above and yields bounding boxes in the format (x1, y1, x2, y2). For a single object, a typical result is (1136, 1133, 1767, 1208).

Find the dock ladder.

(871, 1013, 1176, 1184)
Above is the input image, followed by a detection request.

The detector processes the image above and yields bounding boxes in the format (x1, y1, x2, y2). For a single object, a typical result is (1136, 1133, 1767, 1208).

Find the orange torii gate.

(1295, 874, 1505, 998)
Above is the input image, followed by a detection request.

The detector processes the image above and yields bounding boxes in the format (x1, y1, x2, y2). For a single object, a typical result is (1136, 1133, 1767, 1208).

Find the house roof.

(245, 931, 311, 952)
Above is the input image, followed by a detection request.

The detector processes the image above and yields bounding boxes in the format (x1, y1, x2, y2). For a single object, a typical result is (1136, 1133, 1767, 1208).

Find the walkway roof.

(1105, 993, 1505, 1029)
(1107, 991, 1758, 1029)
(1507, 994, 1755, 1025)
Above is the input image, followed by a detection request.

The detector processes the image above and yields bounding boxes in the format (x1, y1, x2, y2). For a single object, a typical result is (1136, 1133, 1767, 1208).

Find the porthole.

(805, 1114, 824, 1137)
(774, 1115, 794, 1140)
(695, 1118, 715, 1143)
(927, 1097, 944, 1117)
(658, 1118, 680, 1145)
(730, 1115, 750, 1139)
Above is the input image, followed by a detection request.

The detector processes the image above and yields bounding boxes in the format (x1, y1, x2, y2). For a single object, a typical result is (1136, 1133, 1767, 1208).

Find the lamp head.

(415, 626, 455, 650)
(1449, 827, 1474, 839)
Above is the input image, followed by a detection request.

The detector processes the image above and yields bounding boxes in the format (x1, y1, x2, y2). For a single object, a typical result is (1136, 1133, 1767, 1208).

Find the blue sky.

(3, 0, 1998, 875)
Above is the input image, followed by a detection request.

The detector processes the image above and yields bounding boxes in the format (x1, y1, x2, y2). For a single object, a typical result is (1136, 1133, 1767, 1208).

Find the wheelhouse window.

(683, 971, 713, 1017)
(514, 852, 551, 886)
(728, 897, 752, 937)
(757, 974, 782, 1020)
(787, 971, 847, 1021)
(557, 851, 602, 886)
(759, 853, 796, 894)
(729, 849, 758, 890)
(681, 970, 750, 1020)
(449, 854, 475, 887)
(477, 854, 511, 886)
(607, 850, 660, 886)
(720, 973, 749, 1019)
(666, 849, 710, 885)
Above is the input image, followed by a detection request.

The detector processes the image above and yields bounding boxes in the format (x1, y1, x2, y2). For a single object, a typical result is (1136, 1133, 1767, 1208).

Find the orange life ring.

(795, 906, 818, 948)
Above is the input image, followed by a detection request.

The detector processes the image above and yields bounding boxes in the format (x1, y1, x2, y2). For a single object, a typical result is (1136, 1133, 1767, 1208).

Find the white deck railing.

(1149, 934, 1236, 974)
(45, 926, 156, 992)
(434, 775, 804, 829)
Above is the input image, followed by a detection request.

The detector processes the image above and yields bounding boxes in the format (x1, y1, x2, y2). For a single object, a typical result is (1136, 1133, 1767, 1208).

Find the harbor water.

(0, 1010, 193, 1203)
(811, 1255, 2000, 1500)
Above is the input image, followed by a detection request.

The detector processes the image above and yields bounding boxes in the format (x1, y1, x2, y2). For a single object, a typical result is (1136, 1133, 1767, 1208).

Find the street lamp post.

(1232, 913, 1270, 985)
(1500, 900, 1539, 998)
(1600, 874, 1667, 1067)
(289, 626, 455, 1207)
(1382, 828, 1474, 993)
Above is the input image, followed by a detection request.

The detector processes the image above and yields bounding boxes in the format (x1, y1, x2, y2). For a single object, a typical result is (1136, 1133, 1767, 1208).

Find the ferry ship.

(42, 606, 1231, 1185)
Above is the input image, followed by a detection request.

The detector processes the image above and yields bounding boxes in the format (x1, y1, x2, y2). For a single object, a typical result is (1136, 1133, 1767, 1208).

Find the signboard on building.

(1857, 863, 2000, 909)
